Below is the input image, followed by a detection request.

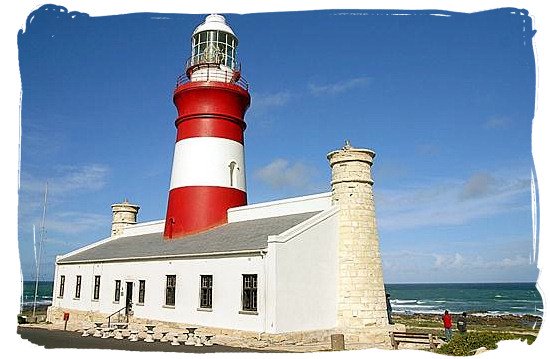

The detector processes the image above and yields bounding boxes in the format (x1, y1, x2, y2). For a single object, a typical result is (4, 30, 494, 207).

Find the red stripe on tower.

(164, 14, 251, 239)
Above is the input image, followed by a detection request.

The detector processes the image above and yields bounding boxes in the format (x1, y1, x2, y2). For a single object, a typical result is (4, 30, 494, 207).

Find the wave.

(393, 304, 438, 309)
(20, 299, 52, 308)
(392, 299, 418, 305)
(394, 309, 445, 315)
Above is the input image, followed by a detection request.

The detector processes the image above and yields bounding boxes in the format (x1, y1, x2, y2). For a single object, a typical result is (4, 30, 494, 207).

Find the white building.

(47, 15, 393, 347)
(52, 193, 339, 335)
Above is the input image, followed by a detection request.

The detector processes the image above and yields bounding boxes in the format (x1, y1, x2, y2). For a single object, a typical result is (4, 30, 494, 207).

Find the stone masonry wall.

(111, 200, 140, 237)
(327, 143, 390, 345)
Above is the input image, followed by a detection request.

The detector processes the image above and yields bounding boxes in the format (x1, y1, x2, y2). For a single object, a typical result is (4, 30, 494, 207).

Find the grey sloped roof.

(58, 211, 319, 263)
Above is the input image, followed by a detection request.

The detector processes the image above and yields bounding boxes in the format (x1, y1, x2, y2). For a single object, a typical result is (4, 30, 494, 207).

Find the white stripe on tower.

(169, 137, 246, 192)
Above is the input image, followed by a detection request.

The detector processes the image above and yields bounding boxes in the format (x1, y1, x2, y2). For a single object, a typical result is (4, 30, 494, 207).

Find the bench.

(390, 331, 439, 350)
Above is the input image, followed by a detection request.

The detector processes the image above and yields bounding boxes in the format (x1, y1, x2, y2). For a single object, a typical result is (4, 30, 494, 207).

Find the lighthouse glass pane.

(192, 31, 237, 69)
(200, 275, 213, 309)
(75, 275, 81, 299)
(138, 280, 145, 304)
(242, 274, 257, 312)
(114, 280, 121, 302)
(165, 275, 176, 306)
(93, 276, 101, 300)
(58, 275, 65, 298)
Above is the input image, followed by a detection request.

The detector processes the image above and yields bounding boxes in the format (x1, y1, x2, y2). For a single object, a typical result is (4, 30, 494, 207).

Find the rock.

(475, 346, 488, 355)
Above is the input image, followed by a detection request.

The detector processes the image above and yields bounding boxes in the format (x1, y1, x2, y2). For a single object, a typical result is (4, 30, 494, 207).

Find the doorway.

(125, 282, 134, 315)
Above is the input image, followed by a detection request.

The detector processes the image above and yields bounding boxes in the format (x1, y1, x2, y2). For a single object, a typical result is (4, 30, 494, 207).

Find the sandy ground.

(17, 325, 285, 353)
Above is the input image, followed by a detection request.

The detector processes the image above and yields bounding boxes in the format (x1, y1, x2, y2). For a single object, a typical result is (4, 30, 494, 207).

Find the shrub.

(435, 332, 536, 356)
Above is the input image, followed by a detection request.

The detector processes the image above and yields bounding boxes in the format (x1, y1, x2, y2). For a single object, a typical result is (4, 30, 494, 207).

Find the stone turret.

(111, 199, 140, 237)
(327, 141, 390, 345)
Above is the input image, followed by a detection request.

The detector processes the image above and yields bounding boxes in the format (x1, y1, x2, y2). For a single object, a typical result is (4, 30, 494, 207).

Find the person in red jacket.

(442, 310, 453, 341)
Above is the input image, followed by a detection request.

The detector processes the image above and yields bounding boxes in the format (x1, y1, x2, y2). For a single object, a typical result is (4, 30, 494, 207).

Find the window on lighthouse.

(192, 30, 237, 69)
(229, 161, 238, 187)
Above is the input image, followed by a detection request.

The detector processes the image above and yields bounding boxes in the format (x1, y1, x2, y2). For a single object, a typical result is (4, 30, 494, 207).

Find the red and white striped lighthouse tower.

(164, 14, 251, 239)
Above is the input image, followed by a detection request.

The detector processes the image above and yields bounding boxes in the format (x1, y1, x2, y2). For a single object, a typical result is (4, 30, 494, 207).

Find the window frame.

(199, 275, 213, 309)
(75, 275, 82, 299)
(241, 274, 258, 313)
(114, 280, 121, 303)
(58, 275, 65, 298)
(191, 30, 237, 68)
(138, 280, 146, 304)
(165, 275, 176, 307)
(93, 275, 101, 301)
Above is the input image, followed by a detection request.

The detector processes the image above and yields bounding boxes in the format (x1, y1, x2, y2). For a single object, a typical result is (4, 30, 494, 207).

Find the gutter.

(57, 248, 267, 265)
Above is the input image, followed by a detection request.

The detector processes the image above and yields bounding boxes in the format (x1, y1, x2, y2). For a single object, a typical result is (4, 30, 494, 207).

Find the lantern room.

(186, 14, 241, 82)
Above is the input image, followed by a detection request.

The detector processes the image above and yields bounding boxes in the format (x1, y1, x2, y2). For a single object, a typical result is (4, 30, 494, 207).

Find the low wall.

(46, 306, 396, 349)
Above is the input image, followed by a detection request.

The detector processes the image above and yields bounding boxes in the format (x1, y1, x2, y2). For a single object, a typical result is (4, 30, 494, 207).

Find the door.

(125, 282, 134, 315)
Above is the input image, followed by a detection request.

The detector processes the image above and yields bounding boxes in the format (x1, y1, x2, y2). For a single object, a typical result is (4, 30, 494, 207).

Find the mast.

(32, 182, 48, 318)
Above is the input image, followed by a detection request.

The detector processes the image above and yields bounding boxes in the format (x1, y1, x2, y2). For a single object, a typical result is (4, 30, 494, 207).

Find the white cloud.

(251, 91, 292, 110)
(484, 115, 510, 129)
(45, 211, 110, 235)
(18, 164, 110, 239)
(254, 158, 315, 190)
(384, 250, 532, 276)
(308, 76, 371, 95)
(377, 171, 530, 231)
(20, 164, 109, 198)
(434, 253, 465, 269)
(460, 172, 496, 200)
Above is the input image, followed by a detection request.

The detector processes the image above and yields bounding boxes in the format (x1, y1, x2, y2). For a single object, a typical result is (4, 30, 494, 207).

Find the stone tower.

(111, 200, 140, 237)
(327, 141, 390, 345)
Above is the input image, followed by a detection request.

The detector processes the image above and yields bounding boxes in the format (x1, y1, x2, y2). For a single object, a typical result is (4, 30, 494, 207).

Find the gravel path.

(17, 326, 279, 353)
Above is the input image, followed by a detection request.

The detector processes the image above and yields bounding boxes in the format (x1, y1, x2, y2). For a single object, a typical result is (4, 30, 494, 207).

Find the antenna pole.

(32, 182, 48, 319)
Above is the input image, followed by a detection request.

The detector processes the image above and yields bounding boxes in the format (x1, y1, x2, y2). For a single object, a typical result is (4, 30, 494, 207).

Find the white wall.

(123, 220, 164, 236)
(228, 192, 332, 222)
(265, 207, 339, 333)
(51, 203, 340, 334)
(52, 254, 265, 332)
(170, 137, 246, 191)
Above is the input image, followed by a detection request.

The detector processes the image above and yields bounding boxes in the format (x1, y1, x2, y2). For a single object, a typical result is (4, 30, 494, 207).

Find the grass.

(392, 313, 540, 356)
(435, 332, 536, 356)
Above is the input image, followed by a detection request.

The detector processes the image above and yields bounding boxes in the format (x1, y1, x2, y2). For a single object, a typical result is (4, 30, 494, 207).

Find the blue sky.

(17, 5, 538, 283)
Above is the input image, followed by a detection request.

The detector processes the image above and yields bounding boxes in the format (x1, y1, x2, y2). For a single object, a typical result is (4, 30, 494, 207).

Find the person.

(457, 312, 467, 334)
(442, 310, 453, 341)
(386, 293, 394, 324)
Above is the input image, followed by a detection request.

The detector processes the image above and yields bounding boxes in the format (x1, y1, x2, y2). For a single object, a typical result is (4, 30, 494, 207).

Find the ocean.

(386, 282, 543, 317)
(20, 281, 54, 310)
(20, 281, 544, 317)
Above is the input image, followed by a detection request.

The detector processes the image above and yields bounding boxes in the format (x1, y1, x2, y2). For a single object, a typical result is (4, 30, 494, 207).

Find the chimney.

(111, 199, 140, 237)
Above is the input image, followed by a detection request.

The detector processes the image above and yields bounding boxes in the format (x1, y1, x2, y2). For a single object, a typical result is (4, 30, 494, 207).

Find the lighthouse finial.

(343, 140, 353, 150)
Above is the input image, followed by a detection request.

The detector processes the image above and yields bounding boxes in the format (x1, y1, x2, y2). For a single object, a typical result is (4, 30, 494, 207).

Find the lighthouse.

(51, 13, 394, 350)
(164, 14, 251, 239)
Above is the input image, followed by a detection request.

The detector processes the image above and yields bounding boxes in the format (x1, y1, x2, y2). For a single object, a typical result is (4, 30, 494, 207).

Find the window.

(58, 275, 65, 298)
(138, 280, 146, 304)
(242, 274, 258, 312)
(114, 280, 121, 302)
(75, 275, 82, 299)
(200, 275, 213, 309)
(93, 276, 101, 300)
(228, 161, 237, 187)
(165, 275, 176, 306)
(191, 30, 237, 69)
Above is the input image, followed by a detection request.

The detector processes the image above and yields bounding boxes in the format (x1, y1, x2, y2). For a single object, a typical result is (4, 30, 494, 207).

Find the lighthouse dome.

(188, 14, 240, 73)
(193, 14, 236, 38)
